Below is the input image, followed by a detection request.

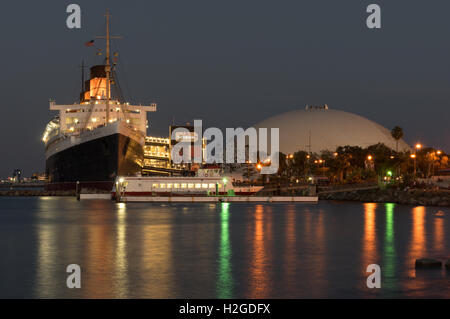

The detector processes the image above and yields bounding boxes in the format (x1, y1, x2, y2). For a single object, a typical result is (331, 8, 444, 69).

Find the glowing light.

(367, 155, 373, 161)
(217, 202, 232, 298)
(119, 178, 124, 183)
(384, 203, 396, 283)
(415, 143, 422, 150)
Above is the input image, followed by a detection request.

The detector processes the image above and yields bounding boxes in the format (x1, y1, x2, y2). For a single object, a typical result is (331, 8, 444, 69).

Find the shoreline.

(319, 188, 450, 207)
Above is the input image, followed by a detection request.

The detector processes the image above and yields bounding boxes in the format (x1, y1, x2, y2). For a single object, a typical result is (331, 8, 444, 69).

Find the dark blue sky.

(0, 0, 449, 177)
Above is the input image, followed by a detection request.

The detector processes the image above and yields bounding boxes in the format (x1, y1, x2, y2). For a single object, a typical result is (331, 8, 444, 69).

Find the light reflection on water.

(217, 202, 232, 298)
(0, 197, 448, 298)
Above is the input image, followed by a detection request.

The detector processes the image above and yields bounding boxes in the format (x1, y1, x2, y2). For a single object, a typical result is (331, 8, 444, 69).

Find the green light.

(217, 202, 232, 298)
(387, 171, 393, 177)
(384, 203, 396, 289)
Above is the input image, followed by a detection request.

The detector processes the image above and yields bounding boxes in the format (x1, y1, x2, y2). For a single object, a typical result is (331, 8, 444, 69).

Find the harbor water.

(0, 197, 449, 298)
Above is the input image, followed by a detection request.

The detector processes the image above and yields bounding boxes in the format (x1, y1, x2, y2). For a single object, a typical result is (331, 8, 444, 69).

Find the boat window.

(174, 183, 180, 188)
(209, 183, 215, 188)
(152, 183, 158, 188)
(160, 183, 166, 189)
(195, 183, 201, 189)
(202, 183, 208, 189)
(167, 183, 172, 188)
(218, 184, 222, 188)
(181, 183, 187, 188)
(188, 183, 194, 189)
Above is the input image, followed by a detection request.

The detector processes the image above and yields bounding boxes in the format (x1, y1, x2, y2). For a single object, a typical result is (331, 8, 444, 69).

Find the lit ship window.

(160, 184, 166, 189)
(202, 184, 208, 189)
(181, 183, 187, 188)
(152, 184, 158, 188)
(188, 183, 194, 189)
(195, 184, 201, 189)
(167, 184, 172, 188)
(209, 183, 215, 188)
(174, 183, 180, 188)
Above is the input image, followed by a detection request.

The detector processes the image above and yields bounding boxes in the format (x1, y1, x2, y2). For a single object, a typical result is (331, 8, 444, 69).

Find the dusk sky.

(0, 0, 449, 177)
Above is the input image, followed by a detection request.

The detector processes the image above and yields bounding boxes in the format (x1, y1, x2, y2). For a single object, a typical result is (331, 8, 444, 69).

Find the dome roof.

(254, 106, 410, 154)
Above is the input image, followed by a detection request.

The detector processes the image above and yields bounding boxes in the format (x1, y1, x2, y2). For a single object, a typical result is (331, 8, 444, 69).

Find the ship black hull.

(46, 133, 143, 191)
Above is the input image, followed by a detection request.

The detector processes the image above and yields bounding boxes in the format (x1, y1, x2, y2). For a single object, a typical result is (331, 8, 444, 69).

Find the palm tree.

(391, 126, 404, 152)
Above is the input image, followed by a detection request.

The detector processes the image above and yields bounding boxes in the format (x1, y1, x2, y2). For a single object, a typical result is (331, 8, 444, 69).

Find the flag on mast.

(85, 40, 95, 47)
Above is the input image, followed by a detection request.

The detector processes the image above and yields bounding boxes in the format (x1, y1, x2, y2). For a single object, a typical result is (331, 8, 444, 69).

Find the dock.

(117, 196, 318, 203)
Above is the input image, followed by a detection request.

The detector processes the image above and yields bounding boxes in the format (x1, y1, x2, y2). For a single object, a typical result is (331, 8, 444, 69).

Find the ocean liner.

(42, 11, 156, 190)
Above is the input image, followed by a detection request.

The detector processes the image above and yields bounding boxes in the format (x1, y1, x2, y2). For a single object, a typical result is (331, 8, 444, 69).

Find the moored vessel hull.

(46, 132, 143, 191)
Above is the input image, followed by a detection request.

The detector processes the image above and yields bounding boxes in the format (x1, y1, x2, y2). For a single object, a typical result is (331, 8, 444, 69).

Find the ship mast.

(105, 9, 111, 124)
(96, 9, 120, 125)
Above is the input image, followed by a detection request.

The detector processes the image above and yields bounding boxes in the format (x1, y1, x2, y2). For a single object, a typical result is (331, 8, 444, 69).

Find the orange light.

(367, 155, 373, 161)
(256, 163, 262, 170)
(415, 143, 422, 150)
(437, 150, 442, 155)
(410, 154, 416, 159)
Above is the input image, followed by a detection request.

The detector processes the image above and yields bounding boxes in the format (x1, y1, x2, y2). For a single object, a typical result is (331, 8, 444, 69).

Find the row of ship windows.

(65, 109, 141, 113)
(152, 183, 221, 189)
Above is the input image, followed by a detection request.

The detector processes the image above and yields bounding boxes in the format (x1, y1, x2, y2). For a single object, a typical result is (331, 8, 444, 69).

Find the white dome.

(254, 106, 410, 154)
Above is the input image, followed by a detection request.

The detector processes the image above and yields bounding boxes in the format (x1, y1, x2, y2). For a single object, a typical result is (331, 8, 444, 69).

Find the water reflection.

(35, 222, 58, 298)
(382, 203, 396, 290)
(283, 205, 296, 295)
(83, 200, 115, 298)
(139, 210, 174, 298)
(113, 202, 129, 298)
(362, 203, 377, 266)
(248, 204, 271, 298)
(409, 206, 426, 277)
(217, 203, 232, 298)
(5, 197, 449, 299)
(433, 213, 444, 253)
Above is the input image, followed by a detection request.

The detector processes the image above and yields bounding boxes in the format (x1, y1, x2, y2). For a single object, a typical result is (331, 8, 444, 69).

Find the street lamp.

(412, 143, 422, 179)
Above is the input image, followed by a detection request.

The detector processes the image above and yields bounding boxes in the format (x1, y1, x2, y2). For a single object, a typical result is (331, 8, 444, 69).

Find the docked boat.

(112, 168, 264, 198)
(42, 11, 156, 190)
